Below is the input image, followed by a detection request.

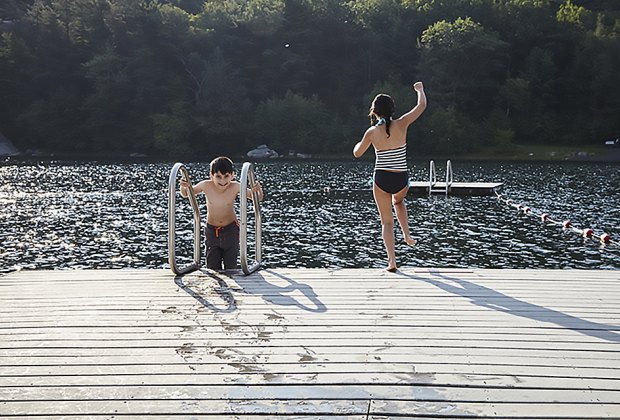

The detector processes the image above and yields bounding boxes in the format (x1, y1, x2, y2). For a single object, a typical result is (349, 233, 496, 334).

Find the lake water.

(1, 158, 619, 273)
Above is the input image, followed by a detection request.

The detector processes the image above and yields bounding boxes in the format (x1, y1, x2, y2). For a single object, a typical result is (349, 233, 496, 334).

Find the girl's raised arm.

(397, 82, 427, 127)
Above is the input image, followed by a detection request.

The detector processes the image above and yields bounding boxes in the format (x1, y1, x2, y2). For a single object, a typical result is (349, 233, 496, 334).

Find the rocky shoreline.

(2, 136, 619, 162)
(0, 132, 19, 156)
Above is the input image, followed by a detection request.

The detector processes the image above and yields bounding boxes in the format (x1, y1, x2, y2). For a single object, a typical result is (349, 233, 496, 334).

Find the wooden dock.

(1, 267, 620, 418)
(409, 181, 504, 196)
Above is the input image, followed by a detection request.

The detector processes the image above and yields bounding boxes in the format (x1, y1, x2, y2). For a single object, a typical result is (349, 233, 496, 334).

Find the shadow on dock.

(234, 269, 327, 313)
(397, 271, 620, 343)
(174, 272, 237, 313)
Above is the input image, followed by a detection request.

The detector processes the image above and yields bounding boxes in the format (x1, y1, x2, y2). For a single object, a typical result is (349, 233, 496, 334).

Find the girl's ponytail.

(369, 94, 395, 137)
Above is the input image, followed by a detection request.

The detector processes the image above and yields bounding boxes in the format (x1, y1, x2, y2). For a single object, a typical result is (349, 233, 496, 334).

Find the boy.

(180, 156, 263, 270)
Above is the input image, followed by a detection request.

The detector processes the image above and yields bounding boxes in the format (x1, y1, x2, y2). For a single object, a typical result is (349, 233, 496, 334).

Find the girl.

(353, 82, 427, 272)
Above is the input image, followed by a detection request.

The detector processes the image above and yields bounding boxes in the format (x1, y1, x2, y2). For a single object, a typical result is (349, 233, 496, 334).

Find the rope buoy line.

(495, 192, 616, 247)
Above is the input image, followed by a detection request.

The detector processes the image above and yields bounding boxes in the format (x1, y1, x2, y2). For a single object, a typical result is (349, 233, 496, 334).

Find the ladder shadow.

(397, 271, 620, 343)
(174, 270, 237, 313)
(233, 268, 327, 313)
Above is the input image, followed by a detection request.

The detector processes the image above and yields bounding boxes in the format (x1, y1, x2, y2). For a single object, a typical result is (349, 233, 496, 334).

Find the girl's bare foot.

(405, 237, 417, 246)
(386, 260, 397, 272)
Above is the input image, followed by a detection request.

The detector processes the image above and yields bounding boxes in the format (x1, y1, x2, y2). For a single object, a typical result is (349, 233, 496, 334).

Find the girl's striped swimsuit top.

(375, 144, 407, 172)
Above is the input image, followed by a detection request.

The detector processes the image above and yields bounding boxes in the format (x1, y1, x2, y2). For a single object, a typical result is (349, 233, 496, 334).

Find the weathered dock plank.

(1, 268, 619, 418)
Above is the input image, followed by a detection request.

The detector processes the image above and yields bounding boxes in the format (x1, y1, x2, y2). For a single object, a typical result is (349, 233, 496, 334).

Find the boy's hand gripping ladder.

(239, 162, 262, 274)
(168, 163, 201, 275)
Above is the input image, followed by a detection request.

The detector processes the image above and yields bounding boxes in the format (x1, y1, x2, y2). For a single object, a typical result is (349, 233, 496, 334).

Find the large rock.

(247, 144, 278, 159)
(0, 133, 19, 156)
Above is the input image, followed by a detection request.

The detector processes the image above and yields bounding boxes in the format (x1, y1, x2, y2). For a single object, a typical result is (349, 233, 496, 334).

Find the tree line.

(0, 0, 619, 157)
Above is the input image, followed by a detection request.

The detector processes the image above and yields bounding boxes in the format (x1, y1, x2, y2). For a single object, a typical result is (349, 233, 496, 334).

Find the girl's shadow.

(398, 271, 620, 343)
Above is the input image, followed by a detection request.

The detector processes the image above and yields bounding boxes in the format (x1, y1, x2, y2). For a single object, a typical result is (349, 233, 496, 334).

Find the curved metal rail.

(445, 159, 453, 196)
(428, 160, 437, 196)
(428, 160, 437, 195)
(428, 159, 453, 196)
(168, 163, 201, 275)
(239, 162, 262, 275)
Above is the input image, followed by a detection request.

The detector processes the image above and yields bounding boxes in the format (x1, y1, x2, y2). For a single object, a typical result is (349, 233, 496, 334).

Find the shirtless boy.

(180, 156, 263, 270)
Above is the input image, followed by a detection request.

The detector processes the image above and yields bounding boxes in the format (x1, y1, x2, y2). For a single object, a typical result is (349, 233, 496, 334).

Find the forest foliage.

(0, 0, 619, 157)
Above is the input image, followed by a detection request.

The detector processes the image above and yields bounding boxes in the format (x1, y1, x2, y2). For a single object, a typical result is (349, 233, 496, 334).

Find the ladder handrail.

(428, 159, 454, 196)
(168, 163, 201, 275)
(445, 159, 453, 196)
(239, 162, 262, 275)
(429, 160, 437, 196)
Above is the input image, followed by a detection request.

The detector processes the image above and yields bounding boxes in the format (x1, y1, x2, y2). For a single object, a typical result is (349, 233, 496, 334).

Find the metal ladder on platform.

(167, 162, 262, 275)
(428, 160, 453, 196)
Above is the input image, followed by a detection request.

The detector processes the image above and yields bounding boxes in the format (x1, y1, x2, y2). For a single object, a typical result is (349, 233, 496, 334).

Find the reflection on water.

(1, 158, 619, 273)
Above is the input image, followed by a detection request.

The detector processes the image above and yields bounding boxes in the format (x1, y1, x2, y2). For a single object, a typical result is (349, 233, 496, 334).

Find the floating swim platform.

(409, 180, 504, 196)
(409, 160, 504, 196)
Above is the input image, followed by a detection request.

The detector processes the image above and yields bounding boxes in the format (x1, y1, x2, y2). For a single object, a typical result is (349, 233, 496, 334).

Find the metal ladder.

(168, 163, 201, 275)
(428, 160, 453, 196)
(239, 162, 262, 275)
(167, 162, 262, 275)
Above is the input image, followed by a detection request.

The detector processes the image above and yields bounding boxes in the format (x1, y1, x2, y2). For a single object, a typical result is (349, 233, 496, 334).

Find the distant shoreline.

(2, 145, 619, 163)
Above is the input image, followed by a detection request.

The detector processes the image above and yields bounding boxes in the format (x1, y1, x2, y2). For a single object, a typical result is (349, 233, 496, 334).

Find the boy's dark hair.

(210, 156, 235, 175)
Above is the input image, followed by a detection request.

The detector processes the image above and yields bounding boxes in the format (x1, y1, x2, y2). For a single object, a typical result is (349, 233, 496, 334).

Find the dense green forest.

(0, 0, 619, 157)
